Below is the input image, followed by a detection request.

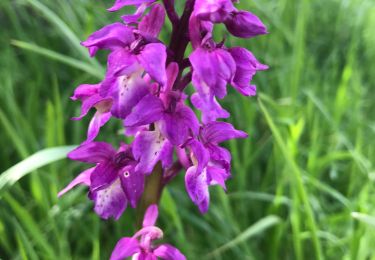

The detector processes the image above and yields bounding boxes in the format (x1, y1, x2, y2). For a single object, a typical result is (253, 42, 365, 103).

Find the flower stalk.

(136, 163, 163, 228)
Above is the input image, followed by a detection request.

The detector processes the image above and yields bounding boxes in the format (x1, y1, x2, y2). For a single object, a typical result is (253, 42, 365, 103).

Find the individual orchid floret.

(194, 0, 235, 23)
(100, 51, 150, 119)
(124, 63, 199, 146)
(189, 45, 236, 101)
(228, 47, 269, 96)
(71, 83, 112, 142)
(124, 94, 199, 144)
(193, 0, 267, 38)
(110, 204, 186, 260)
(82, 22, 167, 120)
(82, 22, 167, 83)
(123, 91, 198, 174)
(81, 23, 135, 57)
(184, 122, 247, 213)
(58, 142, 144, 220)
(224, 10, 268, 38)
(188, 34, 267, 121)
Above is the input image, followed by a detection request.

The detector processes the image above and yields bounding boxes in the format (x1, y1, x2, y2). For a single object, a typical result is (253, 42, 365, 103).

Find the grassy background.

(1, 0, 375, 259)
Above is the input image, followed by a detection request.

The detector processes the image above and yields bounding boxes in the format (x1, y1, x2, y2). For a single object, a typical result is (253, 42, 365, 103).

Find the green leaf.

(11, 40, 104, 78)
(160, 189, 187, 251)
(13, 219, 39, 260)
(0, 145, 76, 192)
(206, 215, 280, 258)
(4, 194, 55, 258)
(351, 212, 375, 228)
(23, 0, 99, 67)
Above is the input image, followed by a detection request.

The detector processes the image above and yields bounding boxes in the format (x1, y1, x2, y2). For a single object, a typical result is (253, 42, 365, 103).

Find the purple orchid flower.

(81, 8, 167, 120)
(63, 1, 268, 257)
(188, 14, 268, 122)
(123, 63, 199, 173)
(110, 204, 186, 260)
(184, 122, 247, 213)
(193, 0, 268, 38)
(71, 83, 112, 142)
(118, 66, 197, 175)
(58, 142, 144, 220)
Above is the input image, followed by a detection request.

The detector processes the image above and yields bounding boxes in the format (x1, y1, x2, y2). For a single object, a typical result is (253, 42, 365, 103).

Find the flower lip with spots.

(58, 142, 145, 220)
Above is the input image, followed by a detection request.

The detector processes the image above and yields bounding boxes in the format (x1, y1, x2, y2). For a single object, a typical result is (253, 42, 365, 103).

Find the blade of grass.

(13, 219, 39, 260)
(258, 95, 323, 260)
(206, 215, 280, 258)
(11, 40, 104, 78)
(23, 0, 101, 68)
(4, 194, 55, 258)
(351, 212, 375, 228)
(0, 145, 76, 192)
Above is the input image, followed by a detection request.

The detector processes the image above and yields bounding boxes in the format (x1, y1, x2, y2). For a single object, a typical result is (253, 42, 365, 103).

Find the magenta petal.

(108, 0, 155, 12)
(119, 168, 145, 208)
(71, 83, 99, 101)
(106, 49, 140, 78)
(124, 94, 164, 127)
(136, 252, 157, 260)
(176, 146, 190, 169)
(190, 47, 235, 99)
(206, 166, 228, 190)
(90, 161, 119, 191)
(104, 73, 149, 120)
(142, 204, 159, 227)
(207, 145, 231, 170)
(225, 10, 268, 38)
(191, 93, 229, 123)
(90, 179, 127, 220)
(185, 166, 209, 213)
(188, 14, 202, 49)
(186, 139, 210, 173)
(139, 4, 166, 38)
(81, 23, 135, 56)
(201, 121, 248, 144)
(194, 0, 235, 23)
(154, 244, 186, 260)
(86, 111, 111, 142)
(165, 62, 179, 93)
(67, 142, 116, 163)
(121, 4, 148, 23)
(159, 103, 199, 145)
(229, 47, 267, 96)
(72, 94, 107, 121)
(137, 43, 167, 85)
(110, 237, 140, 260)
(58, 167, 94, 197)
(133, 130, 173, 174)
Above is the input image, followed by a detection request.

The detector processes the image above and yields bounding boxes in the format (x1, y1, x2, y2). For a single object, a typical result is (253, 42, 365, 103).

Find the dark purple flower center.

(113, 151, 132, 167)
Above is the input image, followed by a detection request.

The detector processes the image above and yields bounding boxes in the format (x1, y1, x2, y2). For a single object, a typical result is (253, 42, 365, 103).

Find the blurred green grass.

(0, 0, 374, 259)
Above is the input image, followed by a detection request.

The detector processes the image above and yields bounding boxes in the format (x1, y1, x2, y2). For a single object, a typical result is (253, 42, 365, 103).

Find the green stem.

(136, 163, 164, 228)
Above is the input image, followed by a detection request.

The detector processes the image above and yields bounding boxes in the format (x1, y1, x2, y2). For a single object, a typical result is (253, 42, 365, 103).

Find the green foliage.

(0, 0, 374, 259)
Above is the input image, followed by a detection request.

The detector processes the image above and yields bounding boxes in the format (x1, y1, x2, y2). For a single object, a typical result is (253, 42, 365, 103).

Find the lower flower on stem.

(110, 204, 186, 260)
